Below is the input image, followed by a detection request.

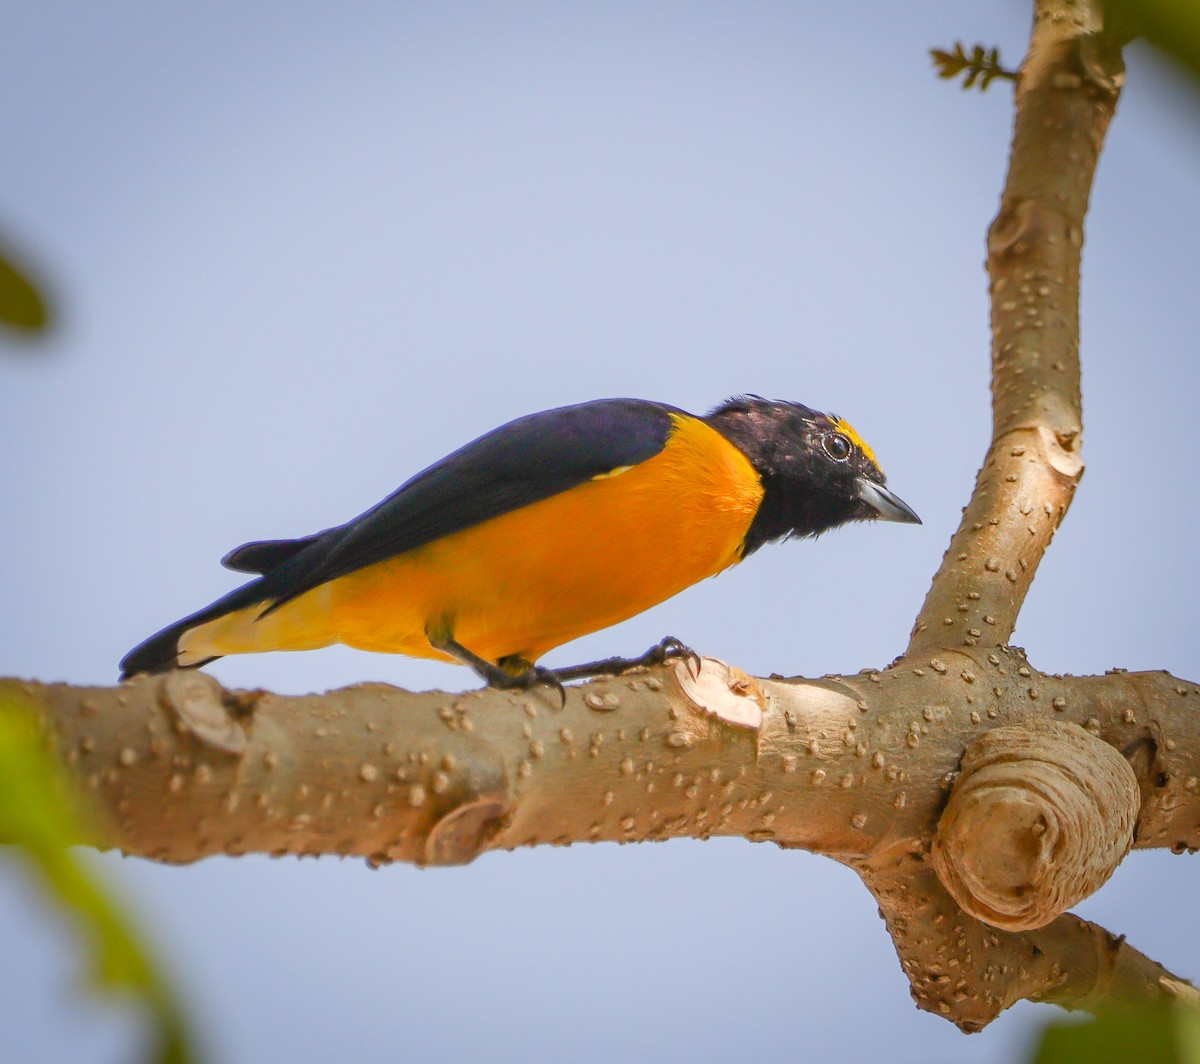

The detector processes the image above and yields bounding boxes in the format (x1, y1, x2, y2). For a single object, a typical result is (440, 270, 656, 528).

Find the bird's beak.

(856, 478, 922, 524)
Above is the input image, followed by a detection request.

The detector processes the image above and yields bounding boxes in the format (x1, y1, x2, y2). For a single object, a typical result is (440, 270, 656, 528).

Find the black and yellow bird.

(120, 396, 919, 689)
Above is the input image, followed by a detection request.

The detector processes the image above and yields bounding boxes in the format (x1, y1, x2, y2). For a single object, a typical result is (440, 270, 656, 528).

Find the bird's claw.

(527, 665, 567, 707)
(648, 636, 701, 678)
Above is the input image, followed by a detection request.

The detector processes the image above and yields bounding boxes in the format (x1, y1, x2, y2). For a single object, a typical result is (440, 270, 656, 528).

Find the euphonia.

(120, 396, 919, 689)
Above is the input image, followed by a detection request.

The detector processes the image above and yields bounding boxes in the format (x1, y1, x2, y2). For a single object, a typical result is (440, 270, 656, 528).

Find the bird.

(119, 396, 920, 690)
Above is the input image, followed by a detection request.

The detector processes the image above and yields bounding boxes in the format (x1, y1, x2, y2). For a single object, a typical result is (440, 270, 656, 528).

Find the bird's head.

(704, 395, 920, 555)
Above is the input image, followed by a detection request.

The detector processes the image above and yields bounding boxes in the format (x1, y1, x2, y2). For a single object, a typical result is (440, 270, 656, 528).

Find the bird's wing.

(256, 398, 680, 609)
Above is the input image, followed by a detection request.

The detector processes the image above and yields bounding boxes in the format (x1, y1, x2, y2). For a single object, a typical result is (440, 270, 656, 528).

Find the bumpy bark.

(3, 0, 1195, 1033)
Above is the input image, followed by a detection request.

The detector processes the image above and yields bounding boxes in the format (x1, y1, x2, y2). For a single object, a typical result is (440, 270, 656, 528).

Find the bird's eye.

(824, 433, 852, 461)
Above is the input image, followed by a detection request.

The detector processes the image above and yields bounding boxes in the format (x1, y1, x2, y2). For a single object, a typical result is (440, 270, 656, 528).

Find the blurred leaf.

(930, 41, 1017, 91)
(1107, 0, 1200, 85)
(0, 242, 50, 334)
(0, 694, 195, 1064)
(1033, 1005, 1200, 1064)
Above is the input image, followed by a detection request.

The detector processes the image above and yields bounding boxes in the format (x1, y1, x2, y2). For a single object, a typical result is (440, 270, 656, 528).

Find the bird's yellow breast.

(327, 413, 762, 663)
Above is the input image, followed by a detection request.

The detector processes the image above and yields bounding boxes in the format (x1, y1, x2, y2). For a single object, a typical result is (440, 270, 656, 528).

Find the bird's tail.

(119, 581, 273, 680)
(120, 532, 342, 680)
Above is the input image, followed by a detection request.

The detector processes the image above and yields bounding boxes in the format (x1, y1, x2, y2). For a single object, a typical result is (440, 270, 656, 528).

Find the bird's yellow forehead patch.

(830, 416, 879, 469)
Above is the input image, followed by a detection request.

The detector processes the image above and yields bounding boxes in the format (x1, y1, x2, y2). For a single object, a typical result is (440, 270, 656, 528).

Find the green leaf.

(0, 694, 196, 1064)
(0, 244, 50, 333)
(929, 41, 1017, 93)
(1033, 1005, 1200, 1064)
(1106, 0, 1200, 86)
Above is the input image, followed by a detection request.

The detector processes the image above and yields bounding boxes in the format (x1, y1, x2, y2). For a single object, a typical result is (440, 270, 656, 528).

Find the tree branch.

(858, 854, 1200, 1031)
(9, 652, 1200, 865)
(908, 0, 1122, 656)
(7, 645, 1200, 1027)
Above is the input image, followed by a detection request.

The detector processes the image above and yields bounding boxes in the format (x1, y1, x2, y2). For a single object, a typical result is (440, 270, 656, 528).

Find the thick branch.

(8, 399, 1200, 1025)
(857, 852, 1200, 1032)
(908, 0, 1123, 655)
(7, 651, 1198, 1023)
(12, 652, 1200, 862)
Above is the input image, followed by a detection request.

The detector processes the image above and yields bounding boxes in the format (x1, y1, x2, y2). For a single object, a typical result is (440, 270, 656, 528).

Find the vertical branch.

(907, 0, 1123, 657)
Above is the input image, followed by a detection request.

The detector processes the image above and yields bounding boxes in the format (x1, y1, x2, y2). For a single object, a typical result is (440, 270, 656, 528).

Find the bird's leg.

(550, 636, 700, 682)
(428, 631, 566, 705)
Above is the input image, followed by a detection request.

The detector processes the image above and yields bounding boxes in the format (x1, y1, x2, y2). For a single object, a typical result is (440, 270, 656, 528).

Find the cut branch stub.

(672, 656, 766, 730)
(161, 671, 248, 755)
(931, 719, 1139, 931)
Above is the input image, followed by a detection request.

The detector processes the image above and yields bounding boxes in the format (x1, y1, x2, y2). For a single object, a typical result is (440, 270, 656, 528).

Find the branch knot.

(931, 719, 1138, 930)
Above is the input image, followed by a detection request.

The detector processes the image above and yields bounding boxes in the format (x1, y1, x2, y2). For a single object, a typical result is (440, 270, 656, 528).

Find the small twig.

(931, 42, 1018, 91)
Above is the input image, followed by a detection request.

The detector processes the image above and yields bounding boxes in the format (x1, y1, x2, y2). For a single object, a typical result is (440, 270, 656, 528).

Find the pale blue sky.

(2, 3, 1199, 1062)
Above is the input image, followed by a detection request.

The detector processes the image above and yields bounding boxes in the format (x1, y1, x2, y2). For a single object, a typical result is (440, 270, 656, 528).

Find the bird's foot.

(427, 631, 566, 706)
(492, 656, 567, 706)
(551, 636, 700, 682)
(429, 630, 697, 707)
(642, 636, 701, 676)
